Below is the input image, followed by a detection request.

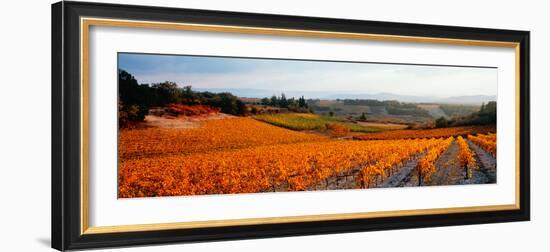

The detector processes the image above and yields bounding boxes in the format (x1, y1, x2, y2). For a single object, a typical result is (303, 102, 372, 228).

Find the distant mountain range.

(194, 88, 496, 105)
(323, 93, 497, 105)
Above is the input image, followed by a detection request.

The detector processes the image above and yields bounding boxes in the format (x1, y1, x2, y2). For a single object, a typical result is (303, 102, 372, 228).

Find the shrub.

(166, 103, 220, 116)
(326, 123, 351, 136)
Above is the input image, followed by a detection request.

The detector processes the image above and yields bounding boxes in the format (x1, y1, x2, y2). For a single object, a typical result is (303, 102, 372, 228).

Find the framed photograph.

(52, 1, 530, 250)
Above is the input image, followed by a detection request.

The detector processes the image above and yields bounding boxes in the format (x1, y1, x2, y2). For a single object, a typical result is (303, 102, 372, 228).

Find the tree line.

(257, 94, 310, 113)
(118, 70, 247, 126)
(435, 101, 497, 128)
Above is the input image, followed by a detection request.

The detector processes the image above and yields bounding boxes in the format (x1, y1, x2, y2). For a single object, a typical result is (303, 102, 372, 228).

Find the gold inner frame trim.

(80, 17, 522, 235)
(84, 204, 517, 234)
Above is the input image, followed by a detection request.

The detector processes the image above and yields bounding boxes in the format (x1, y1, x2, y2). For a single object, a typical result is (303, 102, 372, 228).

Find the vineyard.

(119, 117, 328, 161)
(118, 116, 498, 198)
(468, 133, 497, 157)
(119, 136, 464, 197)
(416, 137, 454, 185)
(353, 125, 495, 140)
(457, 136, 478, 179)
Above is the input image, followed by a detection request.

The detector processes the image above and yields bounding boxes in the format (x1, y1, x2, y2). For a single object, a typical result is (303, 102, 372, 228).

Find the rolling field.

(254, 113, 382, 133)
(118, 115, 497, 198)
(353, 125, 496, 140)
(356, 121, 409, 130)
(119, 117, 328, 161)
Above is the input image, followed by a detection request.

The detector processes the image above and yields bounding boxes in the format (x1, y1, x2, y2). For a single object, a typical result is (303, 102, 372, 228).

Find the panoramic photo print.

(117, 53, 497, 198)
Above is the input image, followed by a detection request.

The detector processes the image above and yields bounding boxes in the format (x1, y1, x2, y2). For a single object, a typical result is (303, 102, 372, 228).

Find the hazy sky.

(118, 53, 497, 98)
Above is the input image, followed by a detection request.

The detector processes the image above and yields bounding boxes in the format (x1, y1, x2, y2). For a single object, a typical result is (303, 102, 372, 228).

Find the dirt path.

(425, 140, 467, 185)
(379, 153, 424, 188)
(426, 140, 492, 186)
(467, 140, 497, 183)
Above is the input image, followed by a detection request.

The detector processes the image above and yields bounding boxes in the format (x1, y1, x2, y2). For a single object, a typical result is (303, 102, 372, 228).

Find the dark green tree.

(151, 81, 180, 105)
(279, 93, 288, 108)
(298, 96, 308, 108)
(118, 70, 149, 122)
(359, 112, 367, 121)
(435, 116, 448, 128)
(477, 101, 496, 124)
(270, 95, 278, 106)
(261, 97, 270, 105)
(236, 99, 247, 115)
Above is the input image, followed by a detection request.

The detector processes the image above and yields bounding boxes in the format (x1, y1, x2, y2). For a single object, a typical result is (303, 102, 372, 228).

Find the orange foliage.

(118, 117, 496, 198)
(326, 123, 351, 136)
(119, 138, 449, 197)
(357, 137, 444, 188)
(166, 103, 219, 116)
(354, 126, 495, 140)
(118, 118, 327, 161)
(468, 133, 496, 157)
(457, 136, 477, 171)
(416, 137, 454, 184)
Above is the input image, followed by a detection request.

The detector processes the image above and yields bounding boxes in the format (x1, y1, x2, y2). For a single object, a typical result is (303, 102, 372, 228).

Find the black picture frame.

(52, 1, 530, 251)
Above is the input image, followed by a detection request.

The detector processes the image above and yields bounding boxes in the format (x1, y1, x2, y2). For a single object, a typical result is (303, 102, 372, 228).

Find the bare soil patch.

(467, 140, 497, 183)
(426, 140, 491, 185)
(141, 113, 235, 129)
(426, 140, 467, 185)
